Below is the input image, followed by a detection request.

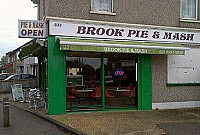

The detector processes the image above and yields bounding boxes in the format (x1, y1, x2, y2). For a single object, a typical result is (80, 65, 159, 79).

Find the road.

(157, 122, 200, 135)
(0, 103, 70, 135)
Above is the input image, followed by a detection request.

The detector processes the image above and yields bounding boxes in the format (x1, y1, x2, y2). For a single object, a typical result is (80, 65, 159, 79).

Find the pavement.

(48, 108, 200, 135)
(0, 103, 70, 135)
(157, 122, 200, 135)
(1, 93, 200, 135)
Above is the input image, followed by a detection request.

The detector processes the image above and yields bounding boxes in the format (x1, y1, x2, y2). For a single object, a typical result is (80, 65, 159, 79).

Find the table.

(115, 89, 130, 92)
(77, 89, 94, 92)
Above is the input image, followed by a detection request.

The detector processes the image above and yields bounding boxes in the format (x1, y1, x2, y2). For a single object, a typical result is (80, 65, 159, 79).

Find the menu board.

(67, 75, 83, 87)
(11, 84, 24, 101)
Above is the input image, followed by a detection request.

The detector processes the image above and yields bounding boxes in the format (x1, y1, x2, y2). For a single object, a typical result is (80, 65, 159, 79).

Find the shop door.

(104, 53, 137, 108)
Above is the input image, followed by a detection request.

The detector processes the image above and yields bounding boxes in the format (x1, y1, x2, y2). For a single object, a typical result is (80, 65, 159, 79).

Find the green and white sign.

(60, 44, 185, 55)
(59, 38, 186, 55)
(46, 17, 199, 55)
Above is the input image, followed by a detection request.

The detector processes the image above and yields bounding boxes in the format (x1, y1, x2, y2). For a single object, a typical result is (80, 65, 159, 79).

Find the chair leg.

(91, 99, 93, 105)
(42, 101, 47, 109)
(34, 100, 37, 110)
(69, 100, 72, 106)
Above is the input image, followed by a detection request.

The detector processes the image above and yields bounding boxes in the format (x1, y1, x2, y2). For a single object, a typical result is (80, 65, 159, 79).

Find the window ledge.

(90, 11, 116, 16)
(167, 83, 200, 86)
(180, 19, 200, 23)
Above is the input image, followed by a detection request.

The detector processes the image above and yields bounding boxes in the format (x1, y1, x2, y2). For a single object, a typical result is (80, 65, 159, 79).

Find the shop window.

(66, 52, 137, 111)
(181, 0, 197, 19)
(66, 53, 102, 110)
(91, 0, 113, 12)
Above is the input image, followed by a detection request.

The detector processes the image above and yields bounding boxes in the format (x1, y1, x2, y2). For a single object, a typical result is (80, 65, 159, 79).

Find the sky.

(0, 0, 37, 59)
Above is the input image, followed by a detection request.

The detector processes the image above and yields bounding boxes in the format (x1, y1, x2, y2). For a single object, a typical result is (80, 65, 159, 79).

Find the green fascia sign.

(60, 44, 185, 55)
(59, 38, 186, 55)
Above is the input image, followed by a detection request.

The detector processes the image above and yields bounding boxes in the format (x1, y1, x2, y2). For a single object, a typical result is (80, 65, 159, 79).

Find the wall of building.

(38, 0, 50, 20)
(37, 0, 200, 104)
(13, 60, 24, 73)
(152, 54, 200, 103)
(47, 0, 200, 29)
(23, 57, 37, 75)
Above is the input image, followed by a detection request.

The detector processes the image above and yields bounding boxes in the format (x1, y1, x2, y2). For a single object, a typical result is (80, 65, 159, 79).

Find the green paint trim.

(137, 57, 142, 110)
(38, 56, 46, 92)
(101, 53, 105, 110)
(38, 57, 42, 90)
(67, 105, 102, 108)
(42, 56, 47, 92)
(60, 44, 185, 55)
(105, 106, 137, 109)
(167, 83, 200, 86)
(105, 107, 138, 112)
(66, 107, 137, 114)
(59, 37, 182, 47)
(48, 36, 66, 115)
(138, 55, 152, 110)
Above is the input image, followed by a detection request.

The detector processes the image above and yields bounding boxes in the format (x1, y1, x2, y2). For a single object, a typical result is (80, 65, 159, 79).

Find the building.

(0, 40, 38, 76)
(30, 0, 200, 115)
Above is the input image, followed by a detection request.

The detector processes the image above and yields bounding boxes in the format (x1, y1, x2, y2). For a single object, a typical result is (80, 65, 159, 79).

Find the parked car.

(4, 74, 36, 81)
(0, 73, 14, 80)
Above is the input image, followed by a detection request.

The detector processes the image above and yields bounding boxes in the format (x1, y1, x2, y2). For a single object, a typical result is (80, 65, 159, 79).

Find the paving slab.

(157, 122, 200, 135)
(0, 103, 70, 135)
(48, 108, 200, 135)
(1, 93, 200, 135)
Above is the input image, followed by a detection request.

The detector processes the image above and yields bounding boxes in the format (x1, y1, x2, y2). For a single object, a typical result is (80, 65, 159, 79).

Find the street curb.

(9, 103, 86, 135)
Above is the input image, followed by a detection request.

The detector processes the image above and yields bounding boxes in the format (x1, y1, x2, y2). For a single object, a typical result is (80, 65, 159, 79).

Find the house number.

(54, 23, 62, 27)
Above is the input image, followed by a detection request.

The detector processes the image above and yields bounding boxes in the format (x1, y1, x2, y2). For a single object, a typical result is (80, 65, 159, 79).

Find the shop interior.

(66, 52, 137, 112)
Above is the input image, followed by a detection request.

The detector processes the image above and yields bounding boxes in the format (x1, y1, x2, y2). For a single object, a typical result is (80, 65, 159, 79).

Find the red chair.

(89, 86, 101, 105)
(105, 88, 115, 107)
(89, 87, 115, 106)
(89, 86, 101, 98)
(105, 88, 115, 98)
(67, 94, 76, 106)
(67, 94, 75, 99)
(124, 85, 135, 97)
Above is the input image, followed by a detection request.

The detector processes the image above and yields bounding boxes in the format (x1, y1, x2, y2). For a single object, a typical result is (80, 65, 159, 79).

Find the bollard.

(3, 97, 9, 127)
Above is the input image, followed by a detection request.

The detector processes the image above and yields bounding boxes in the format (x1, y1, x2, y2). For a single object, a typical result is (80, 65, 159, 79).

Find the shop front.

(45, 17, 197, 115)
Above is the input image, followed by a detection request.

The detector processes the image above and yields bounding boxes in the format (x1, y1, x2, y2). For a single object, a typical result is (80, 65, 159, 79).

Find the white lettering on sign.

(18, 20, 47, 38)
(49, 20, 200, 44)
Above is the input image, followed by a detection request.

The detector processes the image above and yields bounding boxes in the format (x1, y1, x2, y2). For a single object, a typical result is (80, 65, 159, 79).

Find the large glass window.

(66, 52, 102, 111)
(91, 0, 113, 12)
(181, 0, 197, 19)
(104, 53, 137, 108)
(66, 52, 137, 111)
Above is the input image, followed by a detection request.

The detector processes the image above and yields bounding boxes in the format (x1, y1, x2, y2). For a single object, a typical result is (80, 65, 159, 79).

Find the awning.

(19, 39, 47, 60)
(59, 37, 189, 55)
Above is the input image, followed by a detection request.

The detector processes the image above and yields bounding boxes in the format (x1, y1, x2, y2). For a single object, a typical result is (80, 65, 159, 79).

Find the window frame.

(91, 0, 114, 13)
(180, 0, 198, 20)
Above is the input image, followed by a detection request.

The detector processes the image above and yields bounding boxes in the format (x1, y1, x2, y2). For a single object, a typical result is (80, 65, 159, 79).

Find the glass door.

(104, 53, 137, 108)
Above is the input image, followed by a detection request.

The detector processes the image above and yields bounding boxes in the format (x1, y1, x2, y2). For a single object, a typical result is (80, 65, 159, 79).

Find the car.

(4, 74, 36, 81)
(0, 73, 14, 80)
